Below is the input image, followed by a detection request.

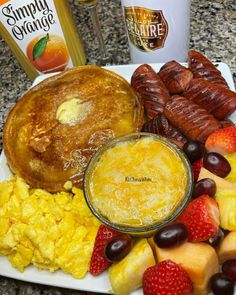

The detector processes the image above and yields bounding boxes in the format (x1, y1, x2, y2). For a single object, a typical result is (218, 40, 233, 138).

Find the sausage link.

(159, 61, 193, 94)
(131, 64, 170, 119)
(188, 50, 229, 88)
(142, 114, 187, 146)
(182, 78, 236, 120)
(164, 96, 221, 143)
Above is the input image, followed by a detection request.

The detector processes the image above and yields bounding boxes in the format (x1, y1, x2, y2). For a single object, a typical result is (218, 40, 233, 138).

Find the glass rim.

(83, 132, 193, 234)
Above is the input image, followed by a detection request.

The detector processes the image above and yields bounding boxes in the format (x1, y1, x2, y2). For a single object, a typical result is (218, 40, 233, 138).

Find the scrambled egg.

(0, 176, 100, 278)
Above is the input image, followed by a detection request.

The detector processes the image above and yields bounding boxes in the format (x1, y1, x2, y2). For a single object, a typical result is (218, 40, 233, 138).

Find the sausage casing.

(182, 78, 236, 120)
(164, 95, 221, 143)
(159, 61, 193, 94)
(188, 50, 229, 88)
(142, 114, 187, 147)
(131, 64, 170, 119)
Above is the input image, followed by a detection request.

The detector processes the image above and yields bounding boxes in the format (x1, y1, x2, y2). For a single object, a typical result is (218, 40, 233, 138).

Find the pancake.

(3, 66, 143, 192)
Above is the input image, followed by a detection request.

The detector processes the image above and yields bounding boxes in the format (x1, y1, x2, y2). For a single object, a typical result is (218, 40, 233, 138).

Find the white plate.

(0, 63, 235, 294)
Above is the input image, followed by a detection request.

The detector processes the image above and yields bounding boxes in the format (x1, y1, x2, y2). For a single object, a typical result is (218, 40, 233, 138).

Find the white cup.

(121, 0, 191, 63)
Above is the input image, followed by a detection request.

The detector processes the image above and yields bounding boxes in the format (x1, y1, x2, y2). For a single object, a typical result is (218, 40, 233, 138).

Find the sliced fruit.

(192, 158, 203, 182)
(108, 238, 155, 295)
(225, 153, 236, 184)
(215, 188, 236, 231)
(89, 225, 119, 276)
(155, 242, 219, 295)
(205, 126, 236, 155)
(143, 259, 193, 295)
(178, 195, 220, 242)
(199, 168, 236, 192)
(217, 231, 236, 263)
(199, 168, 236, 231)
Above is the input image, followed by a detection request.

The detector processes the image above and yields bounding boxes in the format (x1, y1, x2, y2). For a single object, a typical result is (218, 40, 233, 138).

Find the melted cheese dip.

(89, 137, 188, 227)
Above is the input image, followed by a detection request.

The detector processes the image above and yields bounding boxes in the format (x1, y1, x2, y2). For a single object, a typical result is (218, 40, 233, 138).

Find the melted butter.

(56, 98, 91, 125)
(90, 137, 188, 227)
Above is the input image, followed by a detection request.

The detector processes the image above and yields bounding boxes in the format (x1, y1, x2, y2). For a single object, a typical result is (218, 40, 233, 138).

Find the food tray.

(0, 63, 235, 294)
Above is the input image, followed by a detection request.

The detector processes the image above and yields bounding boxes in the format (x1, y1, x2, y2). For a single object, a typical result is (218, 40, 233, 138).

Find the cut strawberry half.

(89, 224, 119, 276)
(178, 195, 220, 242)
(205, 126, 236, 155)
(192, 158, 203, 182)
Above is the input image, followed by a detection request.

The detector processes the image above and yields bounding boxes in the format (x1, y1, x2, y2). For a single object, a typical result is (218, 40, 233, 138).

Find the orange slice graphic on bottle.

(26, 34, 69, 73)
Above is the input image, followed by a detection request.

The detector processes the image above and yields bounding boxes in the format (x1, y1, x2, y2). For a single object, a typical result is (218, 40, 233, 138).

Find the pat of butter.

(64, 181, 72, 190)
(56, 98, 90, 125)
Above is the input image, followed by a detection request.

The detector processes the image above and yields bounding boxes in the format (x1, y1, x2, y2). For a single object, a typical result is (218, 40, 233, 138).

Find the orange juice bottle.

(0, 0, 86, 80)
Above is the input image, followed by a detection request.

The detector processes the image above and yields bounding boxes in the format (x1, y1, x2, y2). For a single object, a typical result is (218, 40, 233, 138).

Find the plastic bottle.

(0, 0, 86, 80)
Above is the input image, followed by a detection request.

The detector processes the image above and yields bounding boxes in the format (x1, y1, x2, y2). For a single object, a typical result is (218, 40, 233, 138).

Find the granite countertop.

(0, 0, 235, 294)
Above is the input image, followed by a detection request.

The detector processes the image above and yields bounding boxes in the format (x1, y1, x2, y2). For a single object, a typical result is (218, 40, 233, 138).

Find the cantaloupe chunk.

(217, 231, 236, 263)
(155, 242, 219, 295)
(109, 239, 155, 295)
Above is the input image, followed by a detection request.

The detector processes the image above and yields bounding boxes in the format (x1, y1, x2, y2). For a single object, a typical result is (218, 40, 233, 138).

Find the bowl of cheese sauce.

(84, 133, 193, 236)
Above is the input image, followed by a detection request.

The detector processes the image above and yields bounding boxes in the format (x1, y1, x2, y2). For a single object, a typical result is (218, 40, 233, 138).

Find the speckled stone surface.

(0, 0, 235, 294)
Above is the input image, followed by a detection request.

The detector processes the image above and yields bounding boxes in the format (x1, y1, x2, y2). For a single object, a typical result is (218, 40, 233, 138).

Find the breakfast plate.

(0, 63, 235, 294)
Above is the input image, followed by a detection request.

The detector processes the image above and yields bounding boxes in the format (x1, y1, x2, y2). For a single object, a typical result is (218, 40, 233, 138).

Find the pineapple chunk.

(217, 231, 236, 263)
(108, 238, 155, 295)
(155, 242, 219, 295)
(215, 189, 236, 231)
(225, 153, 236, 184)
(199, 168, 236, 230)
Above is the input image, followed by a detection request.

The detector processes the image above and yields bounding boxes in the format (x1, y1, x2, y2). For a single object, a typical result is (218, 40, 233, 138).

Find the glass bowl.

(83, 133, 193, 236)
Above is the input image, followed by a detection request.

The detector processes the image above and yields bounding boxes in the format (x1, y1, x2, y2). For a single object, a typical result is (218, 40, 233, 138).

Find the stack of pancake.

(3, 66, 143, 192)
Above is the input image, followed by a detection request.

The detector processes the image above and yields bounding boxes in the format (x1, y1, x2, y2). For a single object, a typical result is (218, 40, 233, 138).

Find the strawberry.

(89, 224, 119, 276)
(205, 126, 236, 155)
(178, 195, 220, 242)
(143, 259, 193, 295)
(192, 158, 203, 182)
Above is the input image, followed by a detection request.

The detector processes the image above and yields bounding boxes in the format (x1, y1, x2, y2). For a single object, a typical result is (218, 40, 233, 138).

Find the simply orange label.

(0, 0, 10, 6)
(0, 0, 73, 73)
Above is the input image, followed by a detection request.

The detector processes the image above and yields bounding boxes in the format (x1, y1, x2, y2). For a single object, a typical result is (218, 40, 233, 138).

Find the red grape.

(192, 178, 216, 198)
(210, 273, 234, 295)
(203, 152, 231, 178)
(222, 260, 236, 282)
(183, 140, 205, 163)
(154, 223, 188, 248)
(105, 234, 133, 262)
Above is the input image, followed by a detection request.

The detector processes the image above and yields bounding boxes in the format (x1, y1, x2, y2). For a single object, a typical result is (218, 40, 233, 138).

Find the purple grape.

(183, 140, 205, 163)
(203, 152, 231, 178)
(207, 228, 224, 247)
(153, 223, 188, 248)
(105, 234, 133, 262)
(192, 178, 216, 198)
(222, 260, 236, 282)
(210, 273, 234, 295)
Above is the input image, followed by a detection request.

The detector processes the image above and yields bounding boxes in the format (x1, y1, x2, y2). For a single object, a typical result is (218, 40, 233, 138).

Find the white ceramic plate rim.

(0, 63, 235, 295)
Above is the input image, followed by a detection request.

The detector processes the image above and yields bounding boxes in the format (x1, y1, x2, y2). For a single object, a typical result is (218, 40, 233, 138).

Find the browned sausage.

(220, 119, 235, 129)
(131, 64, 170, 119)
(164, 95, 221, 143)
(188, 50, 229, 88)
(159, 61, 193, 94)
(182, 78, 236, 120)
(142, 114, 187, 147)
